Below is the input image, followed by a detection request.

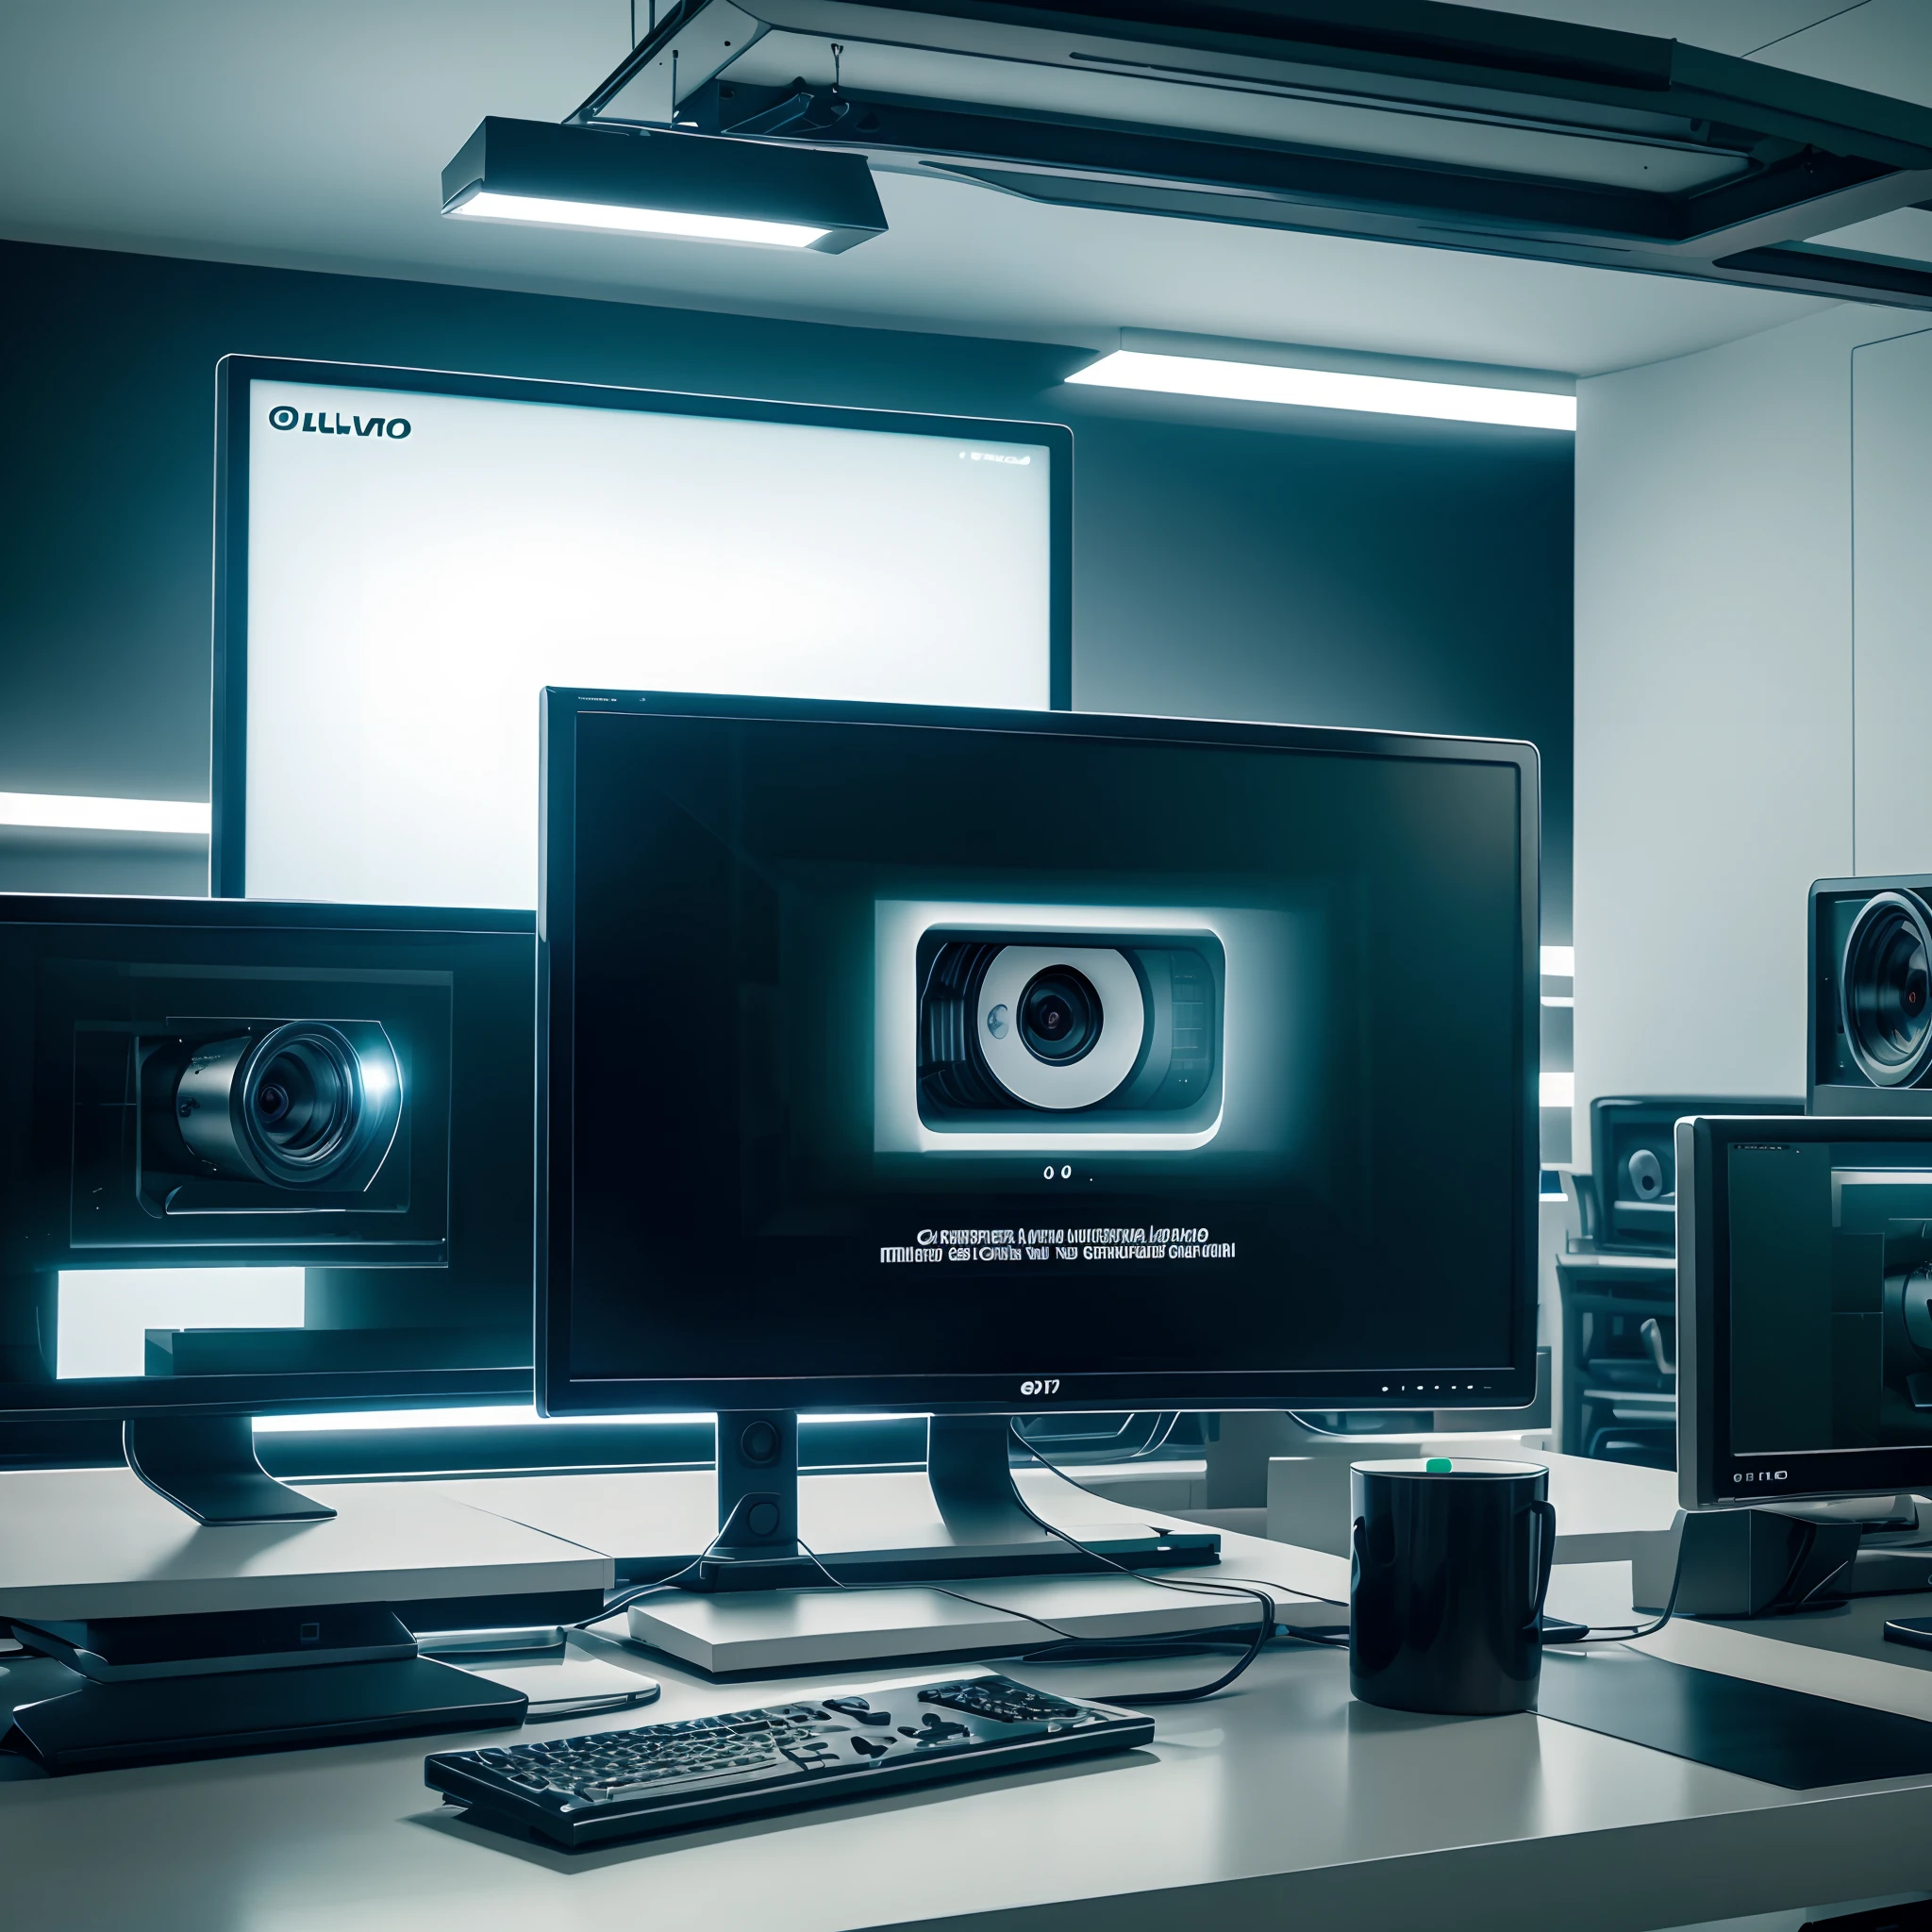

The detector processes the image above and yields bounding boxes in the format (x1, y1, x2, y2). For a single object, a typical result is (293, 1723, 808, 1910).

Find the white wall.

(1573, 302, 1922, 1156)
(1852, 325, 1932, 874)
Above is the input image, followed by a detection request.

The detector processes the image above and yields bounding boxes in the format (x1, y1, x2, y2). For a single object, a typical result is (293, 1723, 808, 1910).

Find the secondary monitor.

(539, 691, 1540, 1579)
(1678, 1113, 1932, 1510)
(0, 895, 535, 1523)
(213, 357, 1071, 909)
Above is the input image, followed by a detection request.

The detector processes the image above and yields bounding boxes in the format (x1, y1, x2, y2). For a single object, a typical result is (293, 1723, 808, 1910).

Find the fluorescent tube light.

(1068, 350, 1576, 431)
(1540, 1072, 1575, 1108)
(0, 791, 209, 835)
(1540, 946, 1575, 977)
(255, 1407, 927, 1433)
(252, 1406, 716, 1433)
(447, 190, 825, 249)
(441, 119, 886, 255)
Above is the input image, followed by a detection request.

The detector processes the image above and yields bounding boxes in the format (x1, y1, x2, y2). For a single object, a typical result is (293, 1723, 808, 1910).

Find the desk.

(0, 1467, 612, 1620)
(1267, 1445, 1681, 1567)
(7, 1495, 1932, 1932)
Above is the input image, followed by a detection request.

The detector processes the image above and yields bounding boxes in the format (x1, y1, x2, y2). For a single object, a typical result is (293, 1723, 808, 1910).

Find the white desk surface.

(0, 1468, 613, 1619)
(1268, 1446, 1681, 1565)
(7, 1502, 1932, 1932)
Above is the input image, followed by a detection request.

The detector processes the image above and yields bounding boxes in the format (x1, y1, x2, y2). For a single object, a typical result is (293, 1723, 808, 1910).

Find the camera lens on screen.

(916, 930, 1219, 1124)
(1843, 891, 1932, 1088)
(175, 1022, 401, 1188)
(248, 1033, 353, 1170)
(1019, 968, 1099, 1064)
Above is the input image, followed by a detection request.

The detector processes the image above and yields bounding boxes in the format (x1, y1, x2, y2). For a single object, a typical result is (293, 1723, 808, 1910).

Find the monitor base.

(124, 1415, 336, 1525)
(685, 1411, 1216, 1591)
(1657, 1507, 1862, 1619)
(624, 1569, 1268, 1678)
(684, 1522, 1219, 1591)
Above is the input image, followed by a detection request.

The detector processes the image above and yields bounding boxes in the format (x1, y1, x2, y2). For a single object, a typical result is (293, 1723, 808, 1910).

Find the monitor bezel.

(1679, 1111, 1932, 1509)
(538, 688, 1542, 1418)
(210, 355, 1075, 899)
(0, 892, 535, 1422)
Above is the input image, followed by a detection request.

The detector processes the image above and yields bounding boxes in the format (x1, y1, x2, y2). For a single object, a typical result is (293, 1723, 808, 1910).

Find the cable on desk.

(996, 1424, 1288, 1703)
(780, 1524, 1290, 1707)
(565, 1529, 735, 1629)
(566, 1504, 1214, 1669)
(575, 1449, 1683, 1668)
(575, 1431, 1345, 1702)
(1533, 1529, 1684, 1644)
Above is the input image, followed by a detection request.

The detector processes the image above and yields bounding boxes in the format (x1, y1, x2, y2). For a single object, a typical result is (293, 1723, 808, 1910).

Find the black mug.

(1349, 1457, 1555, 1716)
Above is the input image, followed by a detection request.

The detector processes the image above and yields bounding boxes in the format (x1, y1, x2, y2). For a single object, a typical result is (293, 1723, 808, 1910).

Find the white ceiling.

(0, 0, 1925, 375)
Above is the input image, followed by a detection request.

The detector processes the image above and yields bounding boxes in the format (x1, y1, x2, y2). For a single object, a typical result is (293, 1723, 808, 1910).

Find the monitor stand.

(619, 1412, 1233, 1676)
(680, 1411, 1215, 1592)
(123, 1415, 337, 1525)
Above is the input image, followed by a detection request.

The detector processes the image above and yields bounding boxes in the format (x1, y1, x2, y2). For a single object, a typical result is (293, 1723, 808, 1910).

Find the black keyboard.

(425, 1674, 1154, 1849)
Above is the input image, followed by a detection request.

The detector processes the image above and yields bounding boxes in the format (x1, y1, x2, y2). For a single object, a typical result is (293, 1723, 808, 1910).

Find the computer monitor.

(539, 690, 1540, 1582)
(212, 357, 1072, 908)
(1586, 1094, 1803, 1255)
(0, 894, 534, 1523)
(1678, 1113, 1932, 1510)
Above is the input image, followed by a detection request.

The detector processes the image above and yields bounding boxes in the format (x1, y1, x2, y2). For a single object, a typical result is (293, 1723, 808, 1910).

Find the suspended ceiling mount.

(569, 0, 1932, 307)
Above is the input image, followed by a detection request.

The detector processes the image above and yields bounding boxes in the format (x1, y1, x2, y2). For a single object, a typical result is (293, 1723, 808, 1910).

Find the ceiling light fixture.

(574, 1, 1932, 310)
(0, 791, 209, 835)
(441, 118, 887, 253)
(1068, 348, 1575, 431)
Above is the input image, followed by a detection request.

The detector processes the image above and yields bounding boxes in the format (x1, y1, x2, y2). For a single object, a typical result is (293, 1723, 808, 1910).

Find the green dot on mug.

(1425, 1457, 1452, 1473)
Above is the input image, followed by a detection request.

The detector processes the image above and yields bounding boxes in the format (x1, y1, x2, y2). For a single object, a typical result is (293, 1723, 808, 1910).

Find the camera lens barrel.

(175, 1022, 401, 1187)
(1842, 891, 1932, 1088)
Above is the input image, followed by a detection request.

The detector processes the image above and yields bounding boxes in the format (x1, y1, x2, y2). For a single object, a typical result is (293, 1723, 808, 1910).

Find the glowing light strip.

(446, 189, 825, 249)
(1540, 1072, 1575, 1108)
(252, 1407, 712, 1434)
(0, 791, 209, 835)
(252, 1408, 930, 1434)
(1068, 351, 1576, 431)
(1540, 946, 1575, 976)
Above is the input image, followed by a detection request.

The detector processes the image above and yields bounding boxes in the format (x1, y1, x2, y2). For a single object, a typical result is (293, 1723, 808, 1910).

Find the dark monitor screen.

(1680, 1114, 1932, 1507)
(0, 896, 534, 1419)
(540, 692, 1540, 1417)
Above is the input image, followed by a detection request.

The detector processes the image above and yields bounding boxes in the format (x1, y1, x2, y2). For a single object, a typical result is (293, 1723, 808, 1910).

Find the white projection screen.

(213, 358, 1071, 908)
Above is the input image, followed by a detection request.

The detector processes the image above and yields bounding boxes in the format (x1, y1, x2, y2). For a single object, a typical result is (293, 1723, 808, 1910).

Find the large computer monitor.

(0, 895, 534, 1523)
(539, 690, 1541, 1581)
(212, 357, 1072, 909)
(1679, 1113, 1932, 1510)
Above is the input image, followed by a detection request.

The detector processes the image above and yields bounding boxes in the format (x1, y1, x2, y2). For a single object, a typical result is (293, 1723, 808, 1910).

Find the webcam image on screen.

(908, 917, 1224, 1143)
(1728, 1141, 1932, 1454)
(871, 900, 1303, 1161)
(46, 959, 450, 1256)
(0, 913, 535, 1395)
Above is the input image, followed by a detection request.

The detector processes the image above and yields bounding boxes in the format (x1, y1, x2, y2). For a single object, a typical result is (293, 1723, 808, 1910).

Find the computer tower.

(1810, 876, 1932, 1113)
